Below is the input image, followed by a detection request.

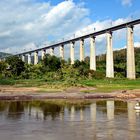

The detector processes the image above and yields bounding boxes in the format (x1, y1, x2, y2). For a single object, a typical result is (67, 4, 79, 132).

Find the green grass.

(80, 78, 140, 93)
(15, 79, 47, 87)
(0, 79, 15, 85)
(1, 78, 140, 93)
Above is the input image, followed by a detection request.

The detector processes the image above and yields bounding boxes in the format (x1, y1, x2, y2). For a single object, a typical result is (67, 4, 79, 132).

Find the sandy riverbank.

(0, 86, 140, 101)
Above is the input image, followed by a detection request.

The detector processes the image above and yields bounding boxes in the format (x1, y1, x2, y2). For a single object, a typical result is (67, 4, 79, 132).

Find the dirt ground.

(0, 86, 140, 101)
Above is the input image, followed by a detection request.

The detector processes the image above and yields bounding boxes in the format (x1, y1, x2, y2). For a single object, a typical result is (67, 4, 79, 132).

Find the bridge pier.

(80, 39, 84, 62)
(70, 42, 75, 64)
(60, 45, 64, 59)
(41, 49, 46, 60)
(28, 53, 31, 64)
(90, 36, 96, 71)
(50, 47, 54, 56)
(22, 54, 25, 62)
(34, 51, 38, 65)
(106, 31, 114, 78)
(127, 26, 136, 79)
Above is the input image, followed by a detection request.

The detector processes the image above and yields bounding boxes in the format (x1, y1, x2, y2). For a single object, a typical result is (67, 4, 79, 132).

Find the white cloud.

(0, 0, 90, 53)
(75, 17, 131, 43)
(0, 0, 139, 57)
(134, 42, 140, 47)
(121, 0, 133, 6)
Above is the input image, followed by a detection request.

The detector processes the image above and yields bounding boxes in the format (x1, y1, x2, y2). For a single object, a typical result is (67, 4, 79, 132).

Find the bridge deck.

(9, 18, 140, 55)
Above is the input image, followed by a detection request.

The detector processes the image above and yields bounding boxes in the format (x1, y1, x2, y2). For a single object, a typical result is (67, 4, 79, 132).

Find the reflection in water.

(127, 102, 136, 140)
(90, 103, 97, 139)
(70, 106, 75, 121)
(0, 100, 139, 140)
(80, 108, 84, 121)
(107, 101, 114, 120)
(107, 101, 114, 140)
(8, 102, 24, 119)
(90, 103, 96, 121)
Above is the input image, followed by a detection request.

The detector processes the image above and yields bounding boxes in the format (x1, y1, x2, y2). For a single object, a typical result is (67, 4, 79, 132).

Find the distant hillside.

(96, 47, 140, 62)
(0, 52, 11, 58)
(96, 47, 140, 77)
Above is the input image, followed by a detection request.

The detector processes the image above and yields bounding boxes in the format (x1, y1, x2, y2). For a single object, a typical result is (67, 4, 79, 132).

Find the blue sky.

(0, 0, 140, 57)
(50, 0, 140, 20)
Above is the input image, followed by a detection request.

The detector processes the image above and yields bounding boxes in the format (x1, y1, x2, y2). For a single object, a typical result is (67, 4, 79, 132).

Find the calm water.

(0, 100, 140, 140)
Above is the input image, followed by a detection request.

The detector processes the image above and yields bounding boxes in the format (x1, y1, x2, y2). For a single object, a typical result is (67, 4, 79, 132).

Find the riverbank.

(0, 85, 140, 101)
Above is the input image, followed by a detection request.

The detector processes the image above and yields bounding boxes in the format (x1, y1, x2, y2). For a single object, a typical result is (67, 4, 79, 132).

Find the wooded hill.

(96, 47, 140, 77)
(0, 52, 11, 58)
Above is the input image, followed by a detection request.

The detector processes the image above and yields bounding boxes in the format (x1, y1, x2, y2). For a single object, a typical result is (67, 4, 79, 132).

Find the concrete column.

(107, 100, 114, 120)
(28, 53, 31, 64)
(34, 51, 38, 65)
(70, 42, 75, 64)
(127, 26, 136, 79)
(106, 31, 114, 78)
(60, 45, 64, 59)
(80, 39, 84, 62)
(41, 49, 46, 60)
(22, 54, 25, 62)
(50, 47, 54, 56)
(90, 36, 96, 70)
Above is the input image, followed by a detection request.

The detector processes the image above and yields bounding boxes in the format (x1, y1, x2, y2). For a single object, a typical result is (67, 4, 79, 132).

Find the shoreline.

(0, 86, 140, 101)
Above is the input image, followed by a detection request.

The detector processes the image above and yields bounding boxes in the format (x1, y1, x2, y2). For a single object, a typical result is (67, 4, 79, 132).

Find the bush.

(42, 54, 61, 72)
(0, 79, 15, 85)
(88, 70, 105, 79)
(5, 56, 25, 77)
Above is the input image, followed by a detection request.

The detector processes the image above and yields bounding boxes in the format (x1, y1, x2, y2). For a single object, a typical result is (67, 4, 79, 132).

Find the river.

(0, 100, 139, 140)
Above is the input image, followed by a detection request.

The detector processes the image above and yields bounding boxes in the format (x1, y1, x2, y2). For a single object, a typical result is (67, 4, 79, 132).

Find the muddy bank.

(0, 86, 140, 101)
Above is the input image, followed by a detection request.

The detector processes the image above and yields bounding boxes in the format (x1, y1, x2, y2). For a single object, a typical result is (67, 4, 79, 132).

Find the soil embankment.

(0, 86, 140, 101)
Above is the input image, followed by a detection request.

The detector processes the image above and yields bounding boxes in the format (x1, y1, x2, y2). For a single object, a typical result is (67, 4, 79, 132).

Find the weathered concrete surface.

(50, 47, 54, 56)
(60, 45, 64, 59)
(41, 49, 46, 60)
(90, 36, 96, 70)
(127, 26, 136, 79)
(22, 54, 25, 62)
(34, 51, 38, 65)
(80, 39, 84, 62)
(70, 42, 75, 65)
(28, 53, 31, 64)
(106, 31, 114, 78)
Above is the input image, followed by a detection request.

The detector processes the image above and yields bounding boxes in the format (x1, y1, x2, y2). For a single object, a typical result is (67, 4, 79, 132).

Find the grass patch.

(14, 79, 47, 87)
(0, 79, 15, 85)
(37, 88, 63, 93)
(1, 78, 140, 93)
(80, 78, 140, 93)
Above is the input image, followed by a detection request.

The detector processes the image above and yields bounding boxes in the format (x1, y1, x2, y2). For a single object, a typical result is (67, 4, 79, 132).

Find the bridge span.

(1, 18, 140, 79)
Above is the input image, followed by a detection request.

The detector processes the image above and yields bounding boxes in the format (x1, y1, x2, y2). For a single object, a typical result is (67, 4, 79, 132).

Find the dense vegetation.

(96, 47, 140, 78)
(0, 48, 140, 88)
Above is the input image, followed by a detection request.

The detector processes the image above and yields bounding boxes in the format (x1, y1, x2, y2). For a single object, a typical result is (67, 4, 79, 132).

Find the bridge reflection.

(0, 100, 137, 121)
(0, 100, 139, 139)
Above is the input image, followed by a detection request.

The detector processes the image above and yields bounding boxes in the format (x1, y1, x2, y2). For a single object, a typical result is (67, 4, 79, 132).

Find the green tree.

(42, 54, 61, 72)
(6, 56, 25, 77)
(0, 61, 7, 74)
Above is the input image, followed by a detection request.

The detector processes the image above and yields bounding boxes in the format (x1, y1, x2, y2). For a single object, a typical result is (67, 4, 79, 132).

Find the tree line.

(0, 47, 140, 85)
